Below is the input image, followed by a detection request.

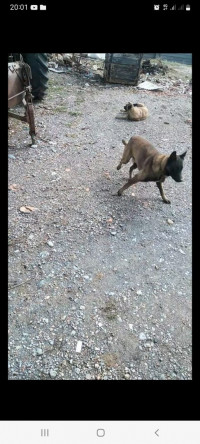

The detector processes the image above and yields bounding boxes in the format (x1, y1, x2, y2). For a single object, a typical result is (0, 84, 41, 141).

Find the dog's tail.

(122, 139, 128, 146)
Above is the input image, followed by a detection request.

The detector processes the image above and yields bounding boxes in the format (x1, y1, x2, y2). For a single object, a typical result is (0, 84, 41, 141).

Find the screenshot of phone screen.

(5, 2, 197, 444)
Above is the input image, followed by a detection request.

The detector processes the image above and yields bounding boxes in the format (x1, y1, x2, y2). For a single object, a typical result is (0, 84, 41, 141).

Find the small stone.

(38, 280, 46, 288)
(80, 305, 85, 310)
(36, 348, 43, 355)
(124, 373, 130, 379)
(75, 367, 80, 374)
(47, 240, 54, 247)
(155, 265, 159, 270)
(111, 232, 116, 236)
(139, 332, 146, 340)
(160, 374, 166, 380)
(50, 369, 57, 378)
(136, 290, 142, 295)
(167, 219, 174, 225)
(86, 373, 92, 379)
(108, 292, 115, 296)
(61, 315, 66, 321)
(40, 251, 50, 258)
(8, 154, 16, 159)
(129, 324, 133, 330)
(179, 249, 185, 255)
(31, 144, 38, 148)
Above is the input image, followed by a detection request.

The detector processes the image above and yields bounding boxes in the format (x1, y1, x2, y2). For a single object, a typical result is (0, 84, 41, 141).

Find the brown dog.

(117, 136, 187, 203)
(116, 102, 148, 121)
(124, 102, 149, 121)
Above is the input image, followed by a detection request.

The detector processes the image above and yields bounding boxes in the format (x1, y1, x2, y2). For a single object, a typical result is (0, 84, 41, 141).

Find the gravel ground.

(8, 59, 192, 380)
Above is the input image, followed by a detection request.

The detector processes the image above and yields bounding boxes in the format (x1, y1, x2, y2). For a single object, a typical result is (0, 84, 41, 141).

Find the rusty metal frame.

(8, 62, 36, 144)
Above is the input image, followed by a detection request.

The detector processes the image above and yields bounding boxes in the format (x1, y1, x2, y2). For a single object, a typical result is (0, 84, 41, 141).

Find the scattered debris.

(8, 184, 21, 192)
(19, 205, 38, 213)
(142, 59, 168, 75)
(48, 68, 66, 73)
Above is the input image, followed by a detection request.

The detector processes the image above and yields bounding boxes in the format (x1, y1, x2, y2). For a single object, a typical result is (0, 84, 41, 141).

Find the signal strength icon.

(170, 4, 176, 9)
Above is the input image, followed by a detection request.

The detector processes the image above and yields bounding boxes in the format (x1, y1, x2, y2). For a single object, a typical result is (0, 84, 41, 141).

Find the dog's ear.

(180, 151, 187, 160)
(169, 151, 177, 161)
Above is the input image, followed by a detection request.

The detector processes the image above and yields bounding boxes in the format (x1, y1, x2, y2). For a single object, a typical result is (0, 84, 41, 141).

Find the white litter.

(88, 53, 105, 60)
(137, 80, 164, 91)
(48, 68, 66, 73)
(76, 340, 82, 353)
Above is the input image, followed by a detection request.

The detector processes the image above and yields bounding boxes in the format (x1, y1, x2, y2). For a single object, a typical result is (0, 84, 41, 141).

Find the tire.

(21, 53, 48, 100)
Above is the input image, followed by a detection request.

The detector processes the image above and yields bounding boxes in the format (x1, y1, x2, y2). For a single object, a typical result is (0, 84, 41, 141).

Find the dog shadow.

(96, 174, 162, 224)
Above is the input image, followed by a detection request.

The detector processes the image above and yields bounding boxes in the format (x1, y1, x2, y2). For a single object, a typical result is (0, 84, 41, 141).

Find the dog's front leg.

(156, 181, 170, 204)
(118, 171, 144, 196)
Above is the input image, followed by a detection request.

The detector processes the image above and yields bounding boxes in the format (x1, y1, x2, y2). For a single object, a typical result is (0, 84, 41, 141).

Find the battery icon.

(186, 4, 190, 11)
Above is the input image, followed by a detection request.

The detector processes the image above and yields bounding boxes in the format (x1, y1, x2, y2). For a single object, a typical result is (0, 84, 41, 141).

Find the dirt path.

(8, 61, 192, 380)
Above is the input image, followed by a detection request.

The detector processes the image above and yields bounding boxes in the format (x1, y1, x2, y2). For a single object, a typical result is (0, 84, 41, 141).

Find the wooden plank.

(110, 65, 140, 78)
(106, 66, 141, 85)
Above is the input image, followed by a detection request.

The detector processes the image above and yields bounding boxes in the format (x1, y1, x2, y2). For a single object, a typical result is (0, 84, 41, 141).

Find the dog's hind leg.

(129, 162, 137, 178)
(118, 171, 145, 196)
(156, 181, 170, 204)
(117, 142, 131, 171)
